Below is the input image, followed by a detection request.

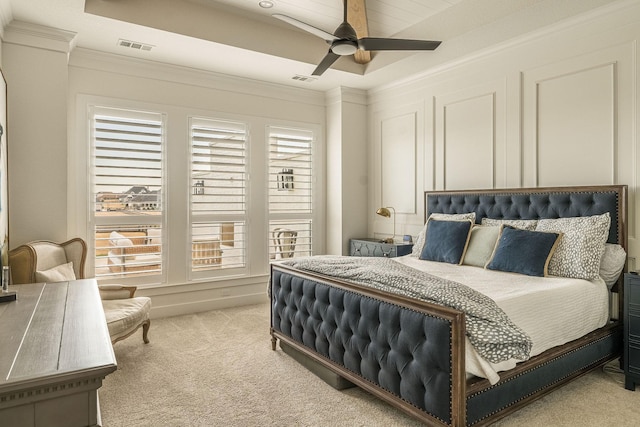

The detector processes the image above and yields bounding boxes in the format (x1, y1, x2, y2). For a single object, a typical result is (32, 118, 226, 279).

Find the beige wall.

(4, 39, 70, 246)
(368, 1, 640, 266)
(2, 34, 335, 317)
(325, 87, 368, 255)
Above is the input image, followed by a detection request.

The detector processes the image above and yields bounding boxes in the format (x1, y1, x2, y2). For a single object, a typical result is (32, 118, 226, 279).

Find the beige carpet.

(100, 303, 640, 426)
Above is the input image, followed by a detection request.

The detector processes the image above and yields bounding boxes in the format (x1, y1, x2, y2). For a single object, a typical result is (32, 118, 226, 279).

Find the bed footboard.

(466, 325, 621, 426)
(270, 264, 466, 426)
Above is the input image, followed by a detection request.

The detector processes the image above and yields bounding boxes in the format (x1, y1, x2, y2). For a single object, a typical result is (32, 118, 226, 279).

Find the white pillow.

(411, 212, 476, 257)
(462, 225, 501, 267)
(481, 218, 538, 230)
(35, 262, 76, 283)
(599, 243, 626, 288)
(535, 213, 610, 280)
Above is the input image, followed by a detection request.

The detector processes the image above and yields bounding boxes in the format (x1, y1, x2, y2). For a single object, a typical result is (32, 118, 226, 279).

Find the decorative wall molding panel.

(435, 81, 505, 191)
(381, 112, 417, 214)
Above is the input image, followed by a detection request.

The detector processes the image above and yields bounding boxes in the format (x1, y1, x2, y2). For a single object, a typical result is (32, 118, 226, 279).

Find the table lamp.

(376, 206, 396, 243)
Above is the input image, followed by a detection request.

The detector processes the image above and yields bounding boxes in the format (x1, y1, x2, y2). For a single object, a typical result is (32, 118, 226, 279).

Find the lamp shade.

(376, 207, 391, 218)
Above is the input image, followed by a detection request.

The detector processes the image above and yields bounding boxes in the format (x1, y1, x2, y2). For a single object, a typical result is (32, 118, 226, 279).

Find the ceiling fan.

(273, 0, 442, 76)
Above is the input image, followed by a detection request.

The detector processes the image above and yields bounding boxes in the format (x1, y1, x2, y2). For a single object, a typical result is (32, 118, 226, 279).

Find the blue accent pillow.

(486, 226, 562, 277)
(420, 219, 473, 264)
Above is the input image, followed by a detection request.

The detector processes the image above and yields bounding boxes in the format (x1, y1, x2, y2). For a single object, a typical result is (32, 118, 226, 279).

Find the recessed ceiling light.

(259, 1, 274, 8)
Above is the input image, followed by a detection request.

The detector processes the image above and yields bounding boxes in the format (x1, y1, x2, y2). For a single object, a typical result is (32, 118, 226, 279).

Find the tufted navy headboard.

(425, 185, 628, 249)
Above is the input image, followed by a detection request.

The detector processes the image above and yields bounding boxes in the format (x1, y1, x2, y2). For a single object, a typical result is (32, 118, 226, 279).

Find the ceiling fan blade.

(346, 0, 371, 64)
(359, 38, 442, 51)
(312, 50, 341, 76)
(272, 13, 336, 42)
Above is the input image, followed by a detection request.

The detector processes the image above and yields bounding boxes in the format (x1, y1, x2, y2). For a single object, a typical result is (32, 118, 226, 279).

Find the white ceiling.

(0, 0, 624, 91)
(196, 0, 464, 38)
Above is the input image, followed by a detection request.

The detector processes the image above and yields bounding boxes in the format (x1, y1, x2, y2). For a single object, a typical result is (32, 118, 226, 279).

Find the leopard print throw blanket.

(281, 255, 532, 364)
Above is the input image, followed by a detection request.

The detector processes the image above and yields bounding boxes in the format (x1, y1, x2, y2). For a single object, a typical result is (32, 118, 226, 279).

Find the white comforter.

(393, 256, 610, 384)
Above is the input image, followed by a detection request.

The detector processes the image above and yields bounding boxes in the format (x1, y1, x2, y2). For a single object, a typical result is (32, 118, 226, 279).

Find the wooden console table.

(0, 279, 117, 427)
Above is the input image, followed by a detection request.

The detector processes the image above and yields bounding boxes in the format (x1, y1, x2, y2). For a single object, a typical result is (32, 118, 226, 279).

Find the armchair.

(8, 238, 151, 345)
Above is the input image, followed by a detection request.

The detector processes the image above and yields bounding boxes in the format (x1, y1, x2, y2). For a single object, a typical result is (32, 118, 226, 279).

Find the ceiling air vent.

(118, 39, 154, 51)
(292, 75, 317, 83)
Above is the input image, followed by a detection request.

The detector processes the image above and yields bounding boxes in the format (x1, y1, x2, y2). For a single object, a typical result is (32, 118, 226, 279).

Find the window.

(268, 126, 313, 259)
(90, 107, 165, 282)
(80, 96, 323, 287)
(190, 117, 247, 276)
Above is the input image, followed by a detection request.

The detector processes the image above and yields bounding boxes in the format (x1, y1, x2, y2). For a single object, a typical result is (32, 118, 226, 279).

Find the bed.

(269, 185, 627, 426)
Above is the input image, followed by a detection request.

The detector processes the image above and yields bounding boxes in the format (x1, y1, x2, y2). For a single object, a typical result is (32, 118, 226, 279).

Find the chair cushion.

(32, 243, 72, 272)
(102, 297, 151, 342)
(35, 261, 76, 283)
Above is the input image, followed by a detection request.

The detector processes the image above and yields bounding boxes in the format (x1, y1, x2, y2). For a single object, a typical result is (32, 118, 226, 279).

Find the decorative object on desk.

(0, 291, 16, 303)
(1, 265, 15, 303)
(403, 234, 412, 243)
(376, 206, 396, 243)
(1, 265, 9, 290)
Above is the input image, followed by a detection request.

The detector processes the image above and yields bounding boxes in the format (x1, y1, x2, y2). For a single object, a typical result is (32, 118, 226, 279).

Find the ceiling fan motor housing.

(331, 21, 358, 55)
(334, 21, 357, 40)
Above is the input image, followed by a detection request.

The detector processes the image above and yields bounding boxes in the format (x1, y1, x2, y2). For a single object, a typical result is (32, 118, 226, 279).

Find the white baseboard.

(149, 293, 269, 319)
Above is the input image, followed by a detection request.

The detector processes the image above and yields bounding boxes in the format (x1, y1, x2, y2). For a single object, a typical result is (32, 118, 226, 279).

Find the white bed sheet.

(393, 256, 610, 384)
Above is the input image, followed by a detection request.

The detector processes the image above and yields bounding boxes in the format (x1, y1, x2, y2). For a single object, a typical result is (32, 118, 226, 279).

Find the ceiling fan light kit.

(273, 0, 442, 76)
(331, 40, 358, 56)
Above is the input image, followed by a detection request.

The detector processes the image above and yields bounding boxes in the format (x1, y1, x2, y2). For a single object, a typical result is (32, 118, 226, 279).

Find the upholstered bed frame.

(270, 185, 627, 426)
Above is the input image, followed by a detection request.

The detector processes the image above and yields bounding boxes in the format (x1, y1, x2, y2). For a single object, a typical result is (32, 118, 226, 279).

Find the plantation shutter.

(268, 126, 313, 260)
(190, 117, 247, 273)
(91, 107, 165, 280)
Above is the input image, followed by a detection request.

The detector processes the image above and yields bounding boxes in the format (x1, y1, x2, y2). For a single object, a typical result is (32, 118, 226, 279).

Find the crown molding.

(3, 20, 76, 53)
(0, 0, 13, 38)
(69, 47, 327, 107)
(325, 87, 368, 106)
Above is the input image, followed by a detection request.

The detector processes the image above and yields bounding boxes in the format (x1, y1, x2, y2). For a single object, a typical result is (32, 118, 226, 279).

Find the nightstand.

(624, 273, 640, 390)
(349, 238, 413, 258)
